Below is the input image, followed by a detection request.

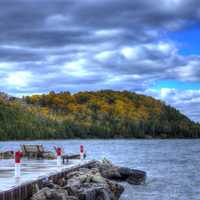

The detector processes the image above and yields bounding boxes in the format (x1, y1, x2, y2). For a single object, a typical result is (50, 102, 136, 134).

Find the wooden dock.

(0, 160, 96, 200)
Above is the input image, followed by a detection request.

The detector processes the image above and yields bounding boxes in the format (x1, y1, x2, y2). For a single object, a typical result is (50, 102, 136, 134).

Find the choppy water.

(0, 139, 199, 200)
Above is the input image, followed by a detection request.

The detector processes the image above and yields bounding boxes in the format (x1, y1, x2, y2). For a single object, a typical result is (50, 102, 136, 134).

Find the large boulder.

(96, 159, 146, 185)
(100, 166, 122, 180)
(71, 184, 114, 200)
(65, 182, 123, 200)
(64, 167, 124, 200)
(93, 160, 121, 180)
(31, 187, 78, 200)
(106, 180, 124, 199)
(118, 167, 146, 185)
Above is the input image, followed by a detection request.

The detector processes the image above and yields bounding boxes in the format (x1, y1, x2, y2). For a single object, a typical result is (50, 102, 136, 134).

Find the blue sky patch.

(169, 24, 200, 56)
(152, 80, 200, 90)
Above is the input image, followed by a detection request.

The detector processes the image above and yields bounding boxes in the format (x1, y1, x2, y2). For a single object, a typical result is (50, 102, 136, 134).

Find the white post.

(15, 163, 21, 178)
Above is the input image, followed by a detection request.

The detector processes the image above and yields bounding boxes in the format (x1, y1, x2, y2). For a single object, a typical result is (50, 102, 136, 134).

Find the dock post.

(56, 147, 62, 167)
(80, 145, 84, 160)
(15, 151, 22, 178)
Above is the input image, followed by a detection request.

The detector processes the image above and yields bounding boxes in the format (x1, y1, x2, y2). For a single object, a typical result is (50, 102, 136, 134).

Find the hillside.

(0, 90, 200, 140)
(0, 93, 65, 140)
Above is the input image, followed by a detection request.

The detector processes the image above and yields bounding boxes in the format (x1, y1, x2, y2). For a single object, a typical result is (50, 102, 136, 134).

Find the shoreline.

(0, 137, 199, 142)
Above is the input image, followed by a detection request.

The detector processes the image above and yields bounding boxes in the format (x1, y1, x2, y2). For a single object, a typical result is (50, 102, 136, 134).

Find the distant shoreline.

(0, 137, 200, 142)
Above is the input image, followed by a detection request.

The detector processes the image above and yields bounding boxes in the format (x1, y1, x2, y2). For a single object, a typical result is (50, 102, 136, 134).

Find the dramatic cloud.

(0, 0, 200, 120)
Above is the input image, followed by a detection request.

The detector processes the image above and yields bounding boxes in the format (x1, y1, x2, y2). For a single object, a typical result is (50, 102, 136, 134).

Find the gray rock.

(83, 186, 111, 200)
(65, 167, 124, 200)
(106, 180, 124, 199)
(67, 183, 121, 200)
(118, 167, 146, 185)
(31, 187, 78, 200)
(101, 158, 113, 168)
(96, 160, 146, 185)
(41, 180, 61, 189)
(30, 159, 146, 200)
(100, 167, 122, 180)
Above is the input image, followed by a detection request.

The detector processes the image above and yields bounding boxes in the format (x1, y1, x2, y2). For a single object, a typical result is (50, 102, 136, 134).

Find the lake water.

(0, 139, 199, 200)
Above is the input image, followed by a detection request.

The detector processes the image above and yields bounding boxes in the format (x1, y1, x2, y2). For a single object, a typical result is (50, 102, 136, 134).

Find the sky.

(0, 0, 200, 122)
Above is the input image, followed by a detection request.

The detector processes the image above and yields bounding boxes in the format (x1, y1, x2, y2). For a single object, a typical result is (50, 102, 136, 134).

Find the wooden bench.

(20, 144, 50, 159)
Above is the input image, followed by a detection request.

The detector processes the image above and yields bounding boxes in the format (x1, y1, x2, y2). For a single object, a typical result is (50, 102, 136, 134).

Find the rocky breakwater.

(30, 159, 146, 200)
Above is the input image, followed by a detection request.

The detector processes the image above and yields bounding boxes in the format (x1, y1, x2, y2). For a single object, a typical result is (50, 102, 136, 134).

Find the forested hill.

(0, 90, 200, 140)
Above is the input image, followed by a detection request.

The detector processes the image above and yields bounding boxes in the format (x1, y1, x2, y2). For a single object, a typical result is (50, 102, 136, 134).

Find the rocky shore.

(30, 159, 146, 200)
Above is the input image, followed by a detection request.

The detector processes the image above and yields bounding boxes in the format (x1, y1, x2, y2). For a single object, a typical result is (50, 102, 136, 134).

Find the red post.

(80, 145, 84, 153)
(15, 151, 22, 178)
(15, 151, 22, 164)
(80, 145, 84, 160)
(56, 147, 62, 156)
(56, 147, 62, 167)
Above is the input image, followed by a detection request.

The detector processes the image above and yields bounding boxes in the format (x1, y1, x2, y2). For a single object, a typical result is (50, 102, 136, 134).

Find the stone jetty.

(30, 158, 146, 200)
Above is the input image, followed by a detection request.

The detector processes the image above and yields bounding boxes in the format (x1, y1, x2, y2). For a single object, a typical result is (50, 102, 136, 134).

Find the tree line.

(0, 90, 199, 140)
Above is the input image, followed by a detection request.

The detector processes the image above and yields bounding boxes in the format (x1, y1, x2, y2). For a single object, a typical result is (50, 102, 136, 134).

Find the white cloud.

(95, 50, 115, 61)
(5, 71, 32, 88)
(63, 59, 93, 77)
(160, 88, 176, 98)
(95, 29, 123, 37)
(0, 62, 15, 70)
(145, 41, 177, 56)
(121, 47, 141, 60)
